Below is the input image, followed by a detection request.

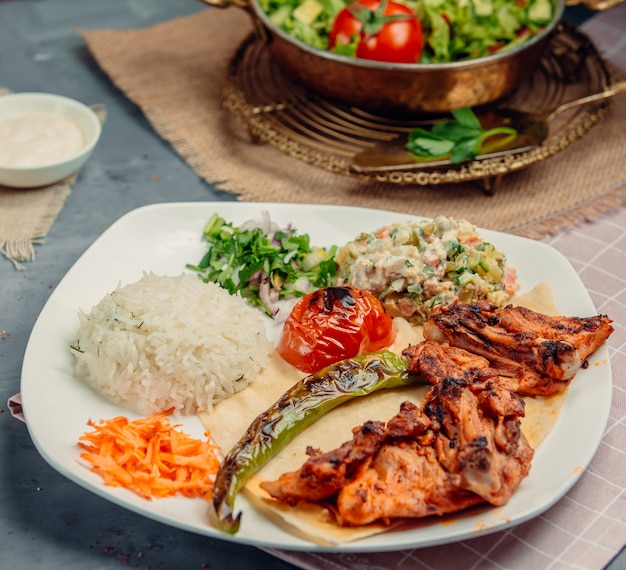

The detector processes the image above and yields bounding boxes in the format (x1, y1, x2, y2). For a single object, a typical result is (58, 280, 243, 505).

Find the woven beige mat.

(0, 90, 106, 269)
(80, 8, 626, 239)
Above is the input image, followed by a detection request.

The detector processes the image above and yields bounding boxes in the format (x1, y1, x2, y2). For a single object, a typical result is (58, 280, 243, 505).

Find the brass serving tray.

(223, 22, 613, 192)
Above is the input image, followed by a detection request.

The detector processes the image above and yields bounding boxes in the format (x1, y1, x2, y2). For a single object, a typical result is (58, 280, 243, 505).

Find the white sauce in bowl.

(0, 112, 84, 167)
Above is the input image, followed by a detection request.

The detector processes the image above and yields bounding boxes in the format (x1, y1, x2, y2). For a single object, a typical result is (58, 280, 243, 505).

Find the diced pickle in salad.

(260, 0, 554, 63)
(335, 216, 520, 324)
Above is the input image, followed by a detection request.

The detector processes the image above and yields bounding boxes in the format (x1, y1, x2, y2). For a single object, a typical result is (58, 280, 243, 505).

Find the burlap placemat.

(79, 8, 626, 239)
(0, 179, 76, 269)
(0, 99, 105, 269)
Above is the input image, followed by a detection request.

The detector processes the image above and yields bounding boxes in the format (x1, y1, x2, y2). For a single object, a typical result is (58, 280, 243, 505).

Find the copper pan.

(198, 0, 609, 115)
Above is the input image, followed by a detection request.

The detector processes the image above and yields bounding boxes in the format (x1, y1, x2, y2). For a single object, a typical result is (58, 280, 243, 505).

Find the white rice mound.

(72, 272, 273, 415)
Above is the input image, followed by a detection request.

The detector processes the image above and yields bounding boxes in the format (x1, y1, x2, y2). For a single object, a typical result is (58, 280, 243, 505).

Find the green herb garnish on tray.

(186, 213, 337, 317)
(406, 107, 517, 164)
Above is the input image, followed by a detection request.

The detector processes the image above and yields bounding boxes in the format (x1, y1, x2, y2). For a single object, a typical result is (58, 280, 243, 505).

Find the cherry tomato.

(277, 286, 396, 373)
(329, 0, 424, 64)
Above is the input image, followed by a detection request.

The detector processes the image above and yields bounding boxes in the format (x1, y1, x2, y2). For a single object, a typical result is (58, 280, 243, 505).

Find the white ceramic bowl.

(0, 92, 101, 188)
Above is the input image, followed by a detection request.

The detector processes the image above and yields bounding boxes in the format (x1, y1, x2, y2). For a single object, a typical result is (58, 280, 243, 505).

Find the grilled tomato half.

(278, 286, 396, 373)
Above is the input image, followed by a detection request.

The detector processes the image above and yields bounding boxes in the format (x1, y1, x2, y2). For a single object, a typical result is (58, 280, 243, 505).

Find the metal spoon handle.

(566, 0, 625, 10)
(549, 79, 626, 121)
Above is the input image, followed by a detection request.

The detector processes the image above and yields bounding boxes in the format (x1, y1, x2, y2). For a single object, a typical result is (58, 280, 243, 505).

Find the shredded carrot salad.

(78, 408, 221, 500)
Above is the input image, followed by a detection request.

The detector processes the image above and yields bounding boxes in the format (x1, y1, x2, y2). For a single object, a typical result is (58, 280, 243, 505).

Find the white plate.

(20, 202, 612, 552)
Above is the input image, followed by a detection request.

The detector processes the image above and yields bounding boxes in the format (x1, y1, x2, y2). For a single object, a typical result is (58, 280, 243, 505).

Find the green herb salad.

(187, 212, 337, 317)
(334, 216, 520, 324)
(261, 0, 554, 63)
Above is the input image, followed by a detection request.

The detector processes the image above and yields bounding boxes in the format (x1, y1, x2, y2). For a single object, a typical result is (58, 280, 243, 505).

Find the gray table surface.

(0, 1, 623, 569)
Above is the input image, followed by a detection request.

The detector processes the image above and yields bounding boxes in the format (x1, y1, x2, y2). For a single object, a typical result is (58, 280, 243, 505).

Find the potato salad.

(335, 216, 519, 324)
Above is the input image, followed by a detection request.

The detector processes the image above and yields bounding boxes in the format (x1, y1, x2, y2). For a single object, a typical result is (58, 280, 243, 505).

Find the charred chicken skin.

(260, 344, 533, 526)
(423, 301, 614, 396)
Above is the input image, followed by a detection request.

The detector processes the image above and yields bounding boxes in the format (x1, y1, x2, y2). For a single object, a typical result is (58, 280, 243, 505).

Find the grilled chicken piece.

(423, 301, 613, 396)
(402, 340, 495, 386)
(260, 354, 533, 526)
(403, 338, 561, 396)
(423, 376, 531, 507)
(495, 304, 613, 361)
(261, 419, 390, 505)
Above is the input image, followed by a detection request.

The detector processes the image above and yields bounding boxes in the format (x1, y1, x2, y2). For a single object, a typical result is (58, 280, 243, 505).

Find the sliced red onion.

(259, 281, 280, 317)
(275, 297, 299, 323)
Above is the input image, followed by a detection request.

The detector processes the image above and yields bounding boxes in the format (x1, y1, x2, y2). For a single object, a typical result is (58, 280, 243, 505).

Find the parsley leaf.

(406, 107, 517, 164)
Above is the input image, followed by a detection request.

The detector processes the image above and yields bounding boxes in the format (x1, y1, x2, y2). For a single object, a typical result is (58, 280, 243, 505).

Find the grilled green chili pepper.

(209, 349, 423, 534)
